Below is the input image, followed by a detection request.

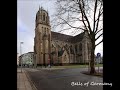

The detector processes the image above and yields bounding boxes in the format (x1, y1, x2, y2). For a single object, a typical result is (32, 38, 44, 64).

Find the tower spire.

(47, 7, 48, 13)
(41, 5, 42, 13)
(39, 5, 40, 11)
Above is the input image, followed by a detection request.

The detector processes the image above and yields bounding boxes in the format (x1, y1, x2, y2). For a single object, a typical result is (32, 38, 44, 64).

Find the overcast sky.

(17, 0, 103, 56)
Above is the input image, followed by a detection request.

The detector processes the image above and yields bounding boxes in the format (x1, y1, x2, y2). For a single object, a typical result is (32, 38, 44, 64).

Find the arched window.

(43, 27, 46, 35)
(64, 55, 67, 61)
(75, 45, 77, 53)
(45, 28, 46, 34)
(42, 27, 43, 33)
(79, 43, 82, 51)
(70, 45, 74, 54)
(40, 14, 42, 19)
(46, 16, 47, 23)
(43, 13, 45, 21)
(87, 43, 90, 52)
(58, 45, 62, 51)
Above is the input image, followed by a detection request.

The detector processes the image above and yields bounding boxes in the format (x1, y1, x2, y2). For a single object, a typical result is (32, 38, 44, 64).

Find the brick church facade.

(34, 7, 92, 66)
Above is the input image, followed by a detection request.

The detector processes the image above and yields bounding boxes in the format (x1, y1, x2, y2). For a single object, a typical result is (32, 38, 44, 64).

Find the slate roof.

(51, 31, 73, 42)
(70, 32, 85, 43)
(51, 31, 85, 43)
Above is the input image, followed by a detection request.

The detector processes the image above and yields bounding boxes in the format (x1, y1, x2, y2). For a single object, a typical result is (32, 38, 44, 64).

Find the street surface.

(25, 67, 103, 90)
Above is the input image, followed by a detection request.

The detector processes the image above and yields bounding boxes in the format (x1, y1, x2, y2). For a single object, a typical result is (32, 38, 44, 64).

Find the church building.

(34, 7, 92, 66)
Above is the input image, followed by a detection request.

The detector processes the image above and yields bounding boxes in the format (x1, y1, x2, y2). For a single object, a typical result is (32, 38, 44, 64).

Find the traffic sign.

(96, 53, 101, 73)
(97, 53, 101, 58)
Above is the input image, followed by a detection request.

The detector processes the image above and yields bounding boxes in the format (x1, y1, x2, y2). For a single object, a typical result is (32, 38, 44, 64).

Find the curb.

(24, 70, 38, 90)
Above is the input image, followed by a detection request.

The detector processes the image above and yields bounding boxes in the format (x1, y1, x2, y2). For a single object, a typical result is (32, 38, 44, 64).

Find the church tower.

(34, 7, 51, 66)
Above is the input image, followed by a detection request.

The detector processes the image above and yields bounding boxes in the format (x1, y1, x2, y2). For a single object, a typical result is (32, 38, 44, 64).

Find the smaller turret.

(35, 6, 50, 27)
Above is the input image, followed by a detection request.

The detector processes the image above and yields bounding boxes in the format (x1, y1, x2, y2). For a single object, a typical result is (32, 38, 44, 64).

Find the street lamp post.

(20, 42, 24, 73)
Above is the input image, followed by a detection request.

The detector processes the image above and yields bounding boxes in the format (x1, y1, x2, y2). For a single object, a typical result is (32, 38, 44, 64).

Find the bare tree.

(52, 0, 103, 74)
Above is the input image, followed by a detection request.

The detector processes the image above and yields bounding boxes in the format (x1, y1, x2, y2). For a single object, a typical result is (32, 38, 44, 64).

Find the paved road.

(25, 67, 103, 90)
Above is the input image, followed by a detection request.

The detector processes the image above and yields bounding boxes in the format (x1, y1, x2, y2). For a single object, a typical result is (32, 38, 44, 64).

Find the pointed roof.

(39, 5, 40, 11)
(51, 31, 85, 43)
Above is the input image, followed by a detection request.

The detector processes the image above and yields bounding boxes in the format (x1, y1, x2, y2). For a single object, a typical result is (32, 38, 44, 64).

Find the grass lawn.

(52, 64, 103, 69)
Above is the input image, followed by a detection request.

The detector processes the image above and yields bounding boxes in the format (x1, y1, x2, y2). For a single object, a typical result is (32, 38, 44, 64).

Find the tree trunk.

(90, 37, 96, 74)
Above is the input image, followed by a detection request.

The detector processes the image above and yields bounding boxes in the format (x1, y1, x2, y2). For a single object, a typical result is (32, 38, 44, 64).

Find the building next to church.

(17, 53, 19, 66)
(19, 52, 34, 66)
(34, 7, 92, 66)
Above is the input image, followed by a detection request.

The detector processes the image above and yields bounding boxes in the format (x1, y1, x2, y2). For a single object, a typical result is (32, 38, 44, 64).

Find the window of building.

(70, 45, 74, 54)
(64, 55, 67, 61)
(75, 45, 77, 53)
(46, 16, 47, 22)
(79, 43, 82, 51)
(42, 27, 43, 33)
(43, 13, 45, 21)
(87, 43, 90, 52)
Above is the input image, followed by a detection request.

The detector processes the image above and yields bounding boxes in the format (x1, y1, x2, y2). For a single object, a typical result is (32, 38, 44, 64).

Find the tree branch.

(95, 28, 103, 35)
(68, 5, 81, 13)
(95, 33, 103, 41)
(77, 0, 88, 31)
(95, 10, 103, 22)
(59, 16, 86, 31)
(93, 0, 98, 32)
(95, 39, 103, 47)
(80, 0, 92, 34)
(94, 2, 103, 33)
(52, 22, 67, 28)
(71, 28, 82, 36)
(58, 27, 73, 33)
(70, 16, 85, 21)
(94, 11, 103, 33)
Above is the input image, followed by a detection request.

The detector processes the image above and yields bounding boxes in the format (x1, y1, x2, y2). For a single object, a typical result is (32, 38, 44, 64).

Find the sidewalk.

(17, 68, 36, 90)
